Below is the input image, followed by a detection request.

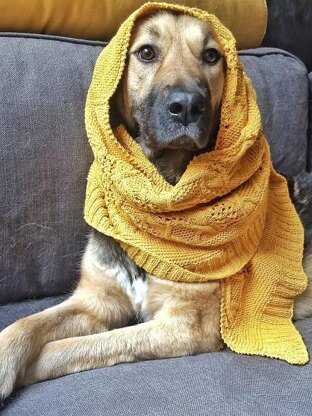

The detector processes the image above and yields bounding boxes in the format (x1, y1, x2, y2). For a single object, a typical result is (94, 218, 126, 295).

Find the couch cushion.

(1, 297, 312, 415)
(0, 34, 104, 303)
(240, 48, 309, 177)
(0, 35, 309, 303)
(0, 0, 267, 49)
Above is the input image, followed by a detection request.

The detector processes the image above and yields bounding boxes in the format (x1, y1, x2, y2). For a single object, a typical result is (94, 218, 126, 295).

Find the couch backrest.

(0, 34, 309, 304)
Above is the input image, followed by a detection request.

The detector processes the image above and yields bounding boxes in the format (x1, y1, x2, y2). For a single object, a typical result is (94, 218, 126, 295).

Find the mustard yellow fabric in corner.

(84, 2, 309, 365)
(0, 0, 267, 49)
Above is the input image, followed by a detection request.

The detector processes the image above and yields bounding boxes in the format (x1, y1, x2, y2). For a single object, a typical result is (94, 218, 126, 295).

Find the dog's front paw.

(0, 363, 16, 406)
(0, 324, 32, 403)
(0, 344, 19, 404)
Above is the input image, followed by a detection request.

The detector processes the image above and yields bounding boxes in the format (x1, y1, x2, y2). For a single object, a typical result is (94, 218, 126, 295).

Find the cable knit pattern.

(84, 2, 309, 364)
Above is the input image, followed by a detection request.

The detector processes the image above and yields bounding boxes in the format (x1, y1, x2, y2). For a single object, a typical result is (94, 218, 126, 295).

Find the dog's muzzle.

(145, 84, 212, 151)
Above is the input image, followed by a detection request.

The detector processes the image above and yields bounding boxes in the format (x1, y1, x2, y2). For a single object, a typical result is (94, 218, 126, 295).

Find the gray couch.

(1, 32, 312, 415)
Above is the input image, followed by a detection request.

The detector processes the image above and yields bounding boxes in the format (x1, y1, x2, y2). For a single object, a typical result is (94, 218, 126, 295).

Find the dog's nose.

(167, 89, 205, 126)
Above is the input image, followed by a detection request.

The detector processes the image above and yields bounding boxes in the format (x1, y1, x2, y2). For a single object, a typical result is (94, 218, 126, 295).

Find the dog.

(1, 11, 312, 403)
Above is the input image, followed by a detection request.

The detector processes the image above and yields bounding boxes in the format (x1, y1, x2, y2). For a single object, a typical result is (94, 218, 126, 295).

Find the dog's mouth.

(135, 117, 212, 152)
(134, 124, 210, 152)
(164, 134, 209, 151)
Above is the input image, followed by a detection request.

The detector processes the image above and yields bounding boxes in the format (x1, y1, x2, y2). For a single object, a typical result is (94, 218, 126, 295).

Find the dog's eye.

(137, 45, 156, 62)
(203, 48, 220, 65)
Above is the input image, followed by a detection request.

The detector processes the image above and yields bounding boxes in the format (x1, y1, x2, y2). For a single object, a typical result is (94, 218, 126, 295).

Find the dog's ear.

(111, 63, 138, 135)
(110, 90, 138, 138)
(109, 97, 124, 129)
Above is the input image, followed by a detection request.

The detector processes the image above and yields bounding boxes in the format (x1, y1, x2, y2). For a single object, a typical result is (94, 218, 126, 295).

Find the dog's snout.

(167, 89, 205, 126)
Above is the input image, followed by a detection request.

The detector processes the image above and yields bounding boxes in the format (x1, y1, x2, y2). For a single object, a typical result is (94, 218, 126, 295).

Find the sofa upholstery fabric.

(241, 48, 309, 177)
(0, 35, 102, 304)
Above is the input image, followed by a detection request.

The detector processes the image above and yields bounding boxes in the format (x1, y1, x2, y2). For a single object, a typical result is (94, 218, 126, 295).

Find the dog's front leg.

(0, 247, 135, 402)
(20, 306, 219, 387)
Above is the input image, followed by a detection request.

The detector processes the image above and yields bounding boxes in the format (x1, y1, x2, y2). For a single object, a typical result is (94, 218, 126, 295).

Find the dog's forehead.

(132, 12, 217, 47)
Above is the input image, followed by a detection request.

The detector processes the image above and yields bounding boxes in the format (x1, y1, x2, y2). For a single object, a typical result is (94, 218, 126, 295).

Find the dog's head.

(116, 11, 225, 160)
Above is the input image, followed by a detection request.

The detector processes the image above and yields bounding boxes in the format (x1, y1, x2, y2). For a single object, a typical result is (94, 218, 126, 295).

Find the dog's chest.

(114, 268, 150, 321)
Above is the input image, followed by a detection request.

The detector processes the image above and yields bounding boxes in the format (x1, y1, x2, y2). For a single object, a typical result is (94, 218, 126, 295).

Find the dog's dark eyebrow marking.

(146, 24, 161, 39)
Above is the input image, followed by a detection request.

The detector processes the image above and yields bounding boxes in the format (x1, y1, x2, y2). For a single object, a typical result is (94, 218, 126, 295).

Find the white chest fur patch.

(85, 248, 150, 321)
(114, 267, 149, 320)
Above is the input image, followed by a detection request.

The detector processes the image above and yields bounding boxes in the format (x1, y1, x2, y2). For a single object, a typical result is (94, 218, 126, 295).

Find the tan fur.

(17, 274, 222, 387)
(0, 251, 223, 392)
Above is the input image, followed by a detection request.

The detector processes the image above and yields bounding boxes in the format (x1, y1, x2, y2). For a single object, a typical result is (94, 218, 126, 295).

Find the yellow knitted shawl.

(84, 2, 309, 364)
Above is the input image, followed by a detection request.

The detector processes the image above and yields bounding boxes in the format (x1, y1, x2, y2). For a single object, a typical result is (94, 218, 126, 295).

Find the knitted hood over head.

(84, 2, 309, 364)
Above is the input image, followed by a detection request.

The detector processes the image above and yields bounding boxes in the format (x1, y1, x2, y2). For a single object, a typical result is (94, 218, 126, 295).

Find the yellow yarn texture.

(84, 2, 309, 364)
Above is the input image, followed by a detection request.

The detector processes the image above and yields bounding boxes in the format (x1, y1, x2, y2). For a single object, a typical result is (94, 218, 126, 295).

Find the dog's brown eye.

(137, 45, 156, 62)
(203, 48, 220, 65)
